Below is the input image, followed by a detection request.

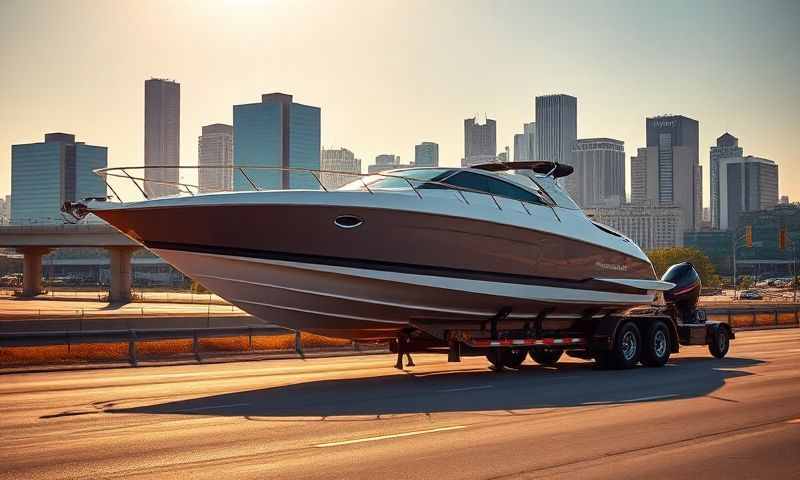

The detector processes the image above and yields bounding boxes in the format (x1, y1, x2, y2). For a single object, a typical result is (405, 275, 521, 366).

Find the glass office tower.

(233, 93, 321, 191)
(11, 133, 107, 224)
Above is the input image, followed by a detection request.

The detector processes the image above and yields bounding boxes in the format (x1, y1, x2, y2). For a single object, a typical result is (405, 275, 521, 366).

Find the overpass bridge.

(0, 223, 141, 301)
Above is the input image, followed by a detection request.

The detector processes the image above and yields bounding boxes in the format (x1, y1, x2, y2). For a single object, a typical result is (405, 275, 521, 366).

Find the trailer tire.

(598, 321, 642, 369)
(488, 348, 526, 369)
(708, 326, 730, 359)
(641, 320, 671, 367)
(507, 348, 527, 368)
(530, 348, 563, 366)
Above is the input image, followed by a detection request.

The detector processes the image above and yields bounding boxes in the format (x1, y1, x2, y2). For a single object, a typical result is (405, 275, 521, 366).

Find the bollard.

(193, 331, 201, 362)
(295, 331, 304, 357)
(128, 330, 138, 366)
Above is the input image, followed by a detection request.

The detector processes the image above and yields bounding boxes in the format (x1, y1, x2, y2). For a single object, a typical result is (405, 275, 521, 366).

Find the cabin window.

(443, 171, 546, 205)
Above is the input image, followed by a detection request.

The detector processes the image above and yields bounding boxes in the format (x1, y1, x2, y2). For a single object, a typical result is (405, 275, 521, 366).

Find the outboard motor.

(662, 262, 703, 323)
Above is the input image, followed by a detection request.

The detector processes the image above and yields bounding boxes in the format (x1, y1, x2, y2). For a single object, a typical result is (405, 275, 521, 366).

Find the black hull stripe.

(144, 241, 646, 295)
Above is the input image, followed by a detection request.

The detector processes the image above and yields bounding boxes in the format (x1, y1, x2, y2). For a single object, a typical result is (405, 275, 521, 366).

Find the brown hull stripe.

(145, 240, 646, 295)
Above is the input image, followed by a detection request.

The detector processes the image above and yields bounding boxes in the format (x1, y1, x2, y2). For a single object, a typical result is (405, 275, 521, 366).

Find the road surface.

(1, 328, 799, 479)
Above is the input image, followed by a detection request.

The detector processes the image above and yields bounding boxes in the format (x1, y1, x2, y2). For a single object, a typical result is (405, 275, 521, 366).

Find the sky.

(0, 0, 798, 205)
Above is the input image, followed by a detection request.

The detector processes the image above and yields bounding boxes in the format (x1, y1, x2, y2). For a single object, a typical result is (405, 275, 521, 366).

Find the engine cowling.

(662, 262, 701, 316)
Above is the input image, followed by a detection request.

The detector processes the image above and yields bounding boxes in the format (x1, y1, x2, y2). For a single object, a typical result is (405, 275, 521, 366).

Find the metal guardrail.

(0, 326, 377, 367)
(702, 305, 800, 329)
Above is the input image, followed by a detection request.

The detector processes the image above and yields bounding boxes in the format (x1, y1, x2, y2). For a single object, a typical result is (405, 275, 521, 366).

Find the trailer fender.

(630, 316, 680, 354)
(591, 315, 680, 354)
(589, 316, 623, 352)
(706, 322, 735, 343)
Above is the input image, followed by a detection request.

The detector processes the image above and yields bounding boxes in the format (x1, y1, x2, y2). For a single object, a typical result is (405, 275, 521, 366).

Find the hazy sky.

(1, 0, 798, 204)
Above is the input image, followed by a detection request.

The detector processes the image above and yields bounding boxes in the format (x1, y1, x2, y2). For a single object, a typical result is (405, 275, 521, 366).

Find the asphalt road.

(1, 328, 799, 479)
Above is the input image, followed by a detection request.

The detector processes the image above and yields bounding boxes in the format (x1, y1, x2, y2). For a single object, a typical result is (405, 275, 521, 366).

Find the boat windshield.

(338, 168, 454, 191)
(512, 170, 580, 209)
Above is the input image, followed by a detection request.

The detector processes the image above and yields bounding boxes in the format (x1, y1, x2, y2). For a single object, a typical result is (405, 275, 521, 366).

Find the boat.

(63, 162, 674, 344)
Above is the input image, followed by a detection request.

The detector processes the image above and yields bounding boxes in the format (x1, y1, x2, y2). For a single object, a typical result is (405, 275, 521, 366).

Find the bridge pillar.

(108, 246, 136, 303)
(17, 247, 52, 297)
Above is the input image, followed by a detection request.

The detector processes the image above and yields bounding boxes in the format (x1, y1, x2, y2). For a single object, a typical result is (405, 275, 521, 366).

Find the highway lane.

(1, 328, 798, 479)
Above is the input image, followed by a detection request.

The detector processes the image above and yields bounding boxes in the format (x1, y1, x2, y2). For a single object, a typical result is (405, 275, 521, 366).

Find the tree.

(738, 275, 754, 289)
(646, 247, 720, 287)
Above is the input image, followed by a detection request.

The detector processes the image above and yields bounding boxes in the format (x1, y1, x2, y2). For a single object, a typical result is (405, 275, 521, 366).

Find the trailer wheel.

(641, 320, 671, 367)
(530, 348, 563, 366)
(597, 321, 641, 369)
(486, 348, 508, 371)
(708, 326, 730, 358)
(507, 348, 527, 368)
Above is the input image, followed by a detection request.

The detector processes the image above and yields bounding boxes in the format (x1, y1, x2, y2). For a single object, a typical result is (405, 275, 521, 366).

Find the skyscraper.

(572, 138, 625, 207)
(632, 115, 701, 231)
(585, 204, 684, 250)
(414, 142, 439, 167)
(630, 147, 655, 205)
(463, 117, 496, 166)
(513, 122, 537, 161)
(719, 156, 779, 231)
(0, 194, 10, 224)
(709, 133, 743, 229)
(233, 93, 321, 190)
(320, 148, 361, 190)
(535, 94, 577, 194)
(198, 123, 234, 193)
(144, 78, 180, 198)
(367, 154, 412, 173)
(11, 133, 107, 223)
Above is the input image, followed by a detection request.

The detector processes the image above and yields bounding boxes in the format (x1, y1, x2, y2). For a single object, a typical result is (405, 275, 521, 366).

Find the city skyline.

(0, 0, 798, 204)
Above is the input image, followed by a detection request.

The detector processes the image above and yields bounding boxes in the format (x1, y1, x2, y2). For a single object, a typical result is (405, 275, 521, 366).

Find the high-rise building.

(233, 93, 321, 190)
(535, 94, 577, 194)
(780, 195, 790, 205)
(376, 154, 401, 166)
(320, 148, 361, 190)
(709, 133, 743, 229)
(11, 133, 107, 224)
(197, 124, 234, 193)
(631, 115, 702, 231)
(144, 78, 180, 198)
(572, 138, 625, 207)
(719, 156, 779, 231)
(414, 142, 439, 167)
(586, 204, 685, 250)
(368, 154, 412, 173)
(513, 122, 537, 162)
(630, 147, 653, 205)
(463, 117, 496, 166)
(0, 194, 11, 224)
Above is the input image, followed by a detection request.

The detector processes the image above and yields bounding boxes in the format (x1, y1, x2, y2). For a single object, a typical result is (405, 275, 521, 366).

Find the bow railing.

(91, 165, 560, 219)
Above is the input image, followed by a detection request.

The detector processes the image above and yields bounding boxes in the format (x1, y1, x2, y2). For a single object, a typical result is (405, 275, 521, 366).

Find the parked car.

(739, 290, 763, 300)
(0, 275, 20, 287)
(700, 287, 723, 296)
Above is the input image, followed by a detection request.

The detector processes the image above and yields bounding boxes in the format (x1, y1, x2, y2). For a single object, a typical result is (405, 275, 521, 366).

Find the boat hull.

(152, 248, 657, 340)
(90, 194, 659, 341)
